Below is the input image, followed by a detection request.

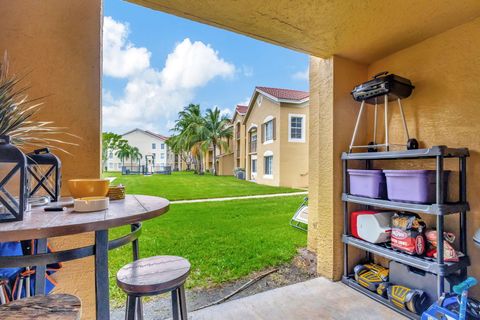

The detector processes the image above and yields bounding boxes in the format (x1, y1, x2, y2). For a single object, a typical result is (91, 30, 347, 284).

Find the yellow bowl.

(68, 179, 110, 199)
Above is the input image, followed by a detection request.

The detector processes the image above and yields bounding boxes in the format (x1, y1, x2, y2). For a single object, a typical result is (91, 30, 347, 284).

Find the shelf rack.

(341, 146, 470, 319)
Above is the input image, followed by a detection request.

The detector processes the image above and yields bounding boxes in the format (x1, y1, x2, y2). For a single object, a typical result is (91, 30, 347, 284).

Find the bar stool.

(117, 255, 190, 320)
(0, 294, 81, 320)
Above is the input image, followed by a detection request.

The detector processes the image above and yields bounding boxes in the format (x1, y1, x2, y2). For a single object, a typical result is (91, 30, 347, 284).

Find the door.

(251, 156, 257, 180)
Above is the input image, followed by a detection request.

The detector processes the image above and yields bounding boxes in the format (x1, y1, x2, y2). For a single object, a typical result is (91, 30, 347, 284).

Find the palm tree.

(171, 104, 206, 174)
(200, 108, 233, 175)
(129, 146, 142, 169)
(115, 140, 130, 168)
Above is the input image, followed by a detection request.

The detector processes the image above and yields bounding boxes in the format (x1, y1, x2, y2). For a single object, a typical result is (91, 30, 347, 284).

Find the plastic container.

(383, 170, 449, 204)
(351, 210, 393, 243)
(389, 261, 462, 305)
(347, 169, 386, 199)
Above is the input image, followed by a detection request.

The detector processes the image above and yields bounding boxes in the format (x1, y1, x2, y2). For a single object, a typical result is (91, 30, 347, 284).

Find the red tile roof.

(256, 86, 309, 101)
(235, 104, 248, 115)
(145, 130, 169, 141)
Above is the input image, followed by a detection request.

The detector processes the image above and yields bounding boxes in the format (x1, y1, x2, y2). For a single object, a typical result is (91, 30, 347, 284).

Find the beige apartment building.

(241, 87, 309, 188)
(232, 105, 248, 170)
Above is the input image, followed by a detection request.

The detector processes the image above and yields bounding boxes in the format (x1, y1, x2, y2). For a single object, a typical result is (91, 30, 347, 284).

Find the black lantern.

(0, 135, 27, 222)
(27, 148, 61, 202)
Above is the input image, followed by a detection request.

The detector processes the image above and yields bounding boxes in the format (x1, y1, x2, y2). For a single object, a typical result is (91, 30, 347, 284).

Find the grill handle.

(373, 71, 388, 79)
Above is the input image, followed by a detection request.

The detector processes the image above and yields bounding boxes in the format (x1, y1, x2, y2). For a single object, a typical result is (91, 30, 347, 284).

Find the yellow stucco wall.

(279, 103, 309, 188)
(308, 56, 368, 278)
(233, 112, 246, 169)
(365, 17, 480, 297)
(218, 153, 234, 176)
(245, 94, 281, 186)
(310, 17, 480, 296)
(0, 1, 102, 318)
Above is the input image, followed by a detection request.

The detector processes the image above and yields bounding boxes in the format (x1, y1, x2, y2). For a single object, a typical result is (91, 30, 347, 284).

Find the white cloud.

(103, 16, 151, 78)
(241, 65, 254, 77)
(292, 68, 309, 81)
(220, 108, 233, 118)
(102, 17, 236, 134)
(238, 97, 251, 106)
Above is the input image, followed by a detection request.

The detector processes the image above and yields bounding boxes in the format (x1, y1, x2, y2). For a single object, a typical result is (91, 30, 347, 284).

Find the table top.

(0, 195, 170, 242)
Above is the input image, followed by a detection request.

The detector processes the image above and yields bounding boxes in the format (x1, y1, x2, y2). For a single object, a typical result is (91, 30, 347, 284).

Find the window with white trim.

(264, 156, 273, 175)
(161, 143, 165, 150)
(289, 114, 305, 142)
(265, 120, 273, 142)
(152, 143, 156, 149)
(251, 159, 257, 173)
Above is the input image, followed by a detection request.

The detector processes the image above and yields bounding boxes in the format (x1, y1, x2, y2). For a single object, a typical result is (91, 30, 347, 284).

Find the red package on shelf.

(391, 213, 426, 256)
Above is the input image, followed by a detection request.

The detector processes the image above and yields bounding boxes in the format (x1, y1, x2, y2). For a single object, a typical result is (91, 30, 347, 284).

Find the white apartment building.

(106, 128, 173, 172)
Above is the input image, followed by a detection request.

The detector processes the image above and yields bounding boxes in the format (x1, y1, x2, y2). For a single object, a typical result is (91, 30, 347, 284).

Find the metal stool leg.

(172, 288, 180, 320)
(135, 297, 144, 320)
(178, 285, 188, 320)
(125, 295, 137, 320)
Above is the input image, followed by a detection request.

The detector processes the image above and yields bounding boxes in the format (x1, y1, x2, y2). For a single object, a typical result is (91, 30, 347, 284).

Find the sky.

(102, 0, 309, 136)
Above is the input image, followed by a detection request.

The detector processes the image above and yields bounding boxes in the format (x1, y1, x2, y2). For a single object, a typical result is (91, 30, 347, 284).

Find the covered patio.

(1, 1, 480, 319)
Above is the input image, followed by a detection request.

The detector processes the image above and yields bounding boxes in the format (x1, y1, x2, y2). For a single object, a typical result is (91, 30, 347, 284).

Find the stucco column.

(0, 1, 102, 319)
(308, 56, 367, 280)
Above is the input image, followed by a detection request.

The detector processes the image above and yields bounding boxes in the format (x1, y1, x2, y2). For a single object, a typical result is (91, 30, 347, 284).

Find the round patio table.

(0, 194, 170, 320)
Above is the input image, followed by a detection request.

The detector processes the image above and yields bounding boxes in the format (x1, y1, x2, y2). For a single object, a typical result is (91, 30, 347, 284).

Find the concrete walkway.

(189, 277, 406, 320)
(171, 191, 308, 204)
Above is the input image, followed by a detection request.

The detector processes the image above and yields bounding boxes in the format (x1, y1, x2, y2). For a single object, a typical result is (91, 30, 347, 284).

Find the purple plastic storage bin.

(383, 170, 450, 204)
(347, 169, 386, 199)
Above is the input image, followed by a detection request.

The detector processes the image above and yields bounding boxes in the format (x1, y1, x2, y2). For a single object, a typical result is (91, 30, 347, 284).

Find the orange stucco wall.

(365, 16, 480, 297)
(311, 17, 480, 298)
(0, 1, 102, 318)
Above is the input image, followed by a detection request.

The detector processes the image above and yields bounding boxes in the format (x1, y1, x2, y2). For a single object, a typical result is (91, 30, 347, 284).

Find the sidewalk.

(189, 277, 405, 320)
(171, 191, 308, 204)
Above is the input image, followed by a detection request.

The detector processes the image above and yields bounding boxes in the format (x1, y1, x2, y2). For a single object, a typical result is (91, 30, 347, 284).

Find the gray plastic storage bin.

(347, 169, 386, 199)
(383, 170, 450, 204)
(389, 261, 462, 306)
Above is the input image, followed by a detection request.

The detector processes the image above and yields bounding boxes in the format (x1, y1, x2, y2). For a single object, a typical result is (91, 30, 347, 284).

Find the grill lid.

(351, 71, 415, 104)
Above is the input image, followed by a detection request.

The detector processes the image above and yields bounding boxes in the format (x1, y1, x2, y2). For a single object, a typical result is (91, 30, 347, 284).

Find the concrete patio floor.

(189, 277, 407, 320)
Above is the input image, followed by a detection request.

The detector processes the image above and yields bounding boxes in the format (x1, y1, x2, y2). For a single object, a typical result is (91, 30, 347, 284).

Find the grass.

(108, 195, 307, 305)
(103, 171, 302, 201)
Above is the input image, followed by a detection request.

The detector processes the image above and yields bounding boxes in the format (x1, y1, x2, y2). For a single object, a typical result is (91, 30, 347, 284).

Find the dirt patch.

(111, 248, 317, 320)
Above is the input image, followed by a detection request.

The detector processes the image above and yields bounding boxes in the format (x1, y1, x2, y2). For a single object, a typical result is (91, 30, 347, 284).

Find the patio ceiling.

(128, 0, 480, 63)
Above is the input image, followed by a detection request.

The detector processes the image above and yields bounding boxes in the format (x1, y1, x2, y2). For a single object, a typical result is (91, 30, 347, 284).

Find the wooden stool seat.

(117, 255, 191, 296)
(117, 256, 190, 320)
(0, 294, 81, 320)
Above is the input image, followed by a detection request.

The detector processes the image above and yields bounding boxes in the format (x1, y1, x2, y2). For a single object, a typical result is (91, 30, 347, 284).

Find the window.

(289, 114, 305, 142)
(109, 152, 113, 159)
(161, 154, 165, 159)
(152, 143, 156, 149)
(109, 163, 113, 169)
(161, 143, 165, 150)
(251, 159, 257, 173)
(250, 130, 257, 153)
(264, 120, 273, 142)
(264, 156, 273, 175)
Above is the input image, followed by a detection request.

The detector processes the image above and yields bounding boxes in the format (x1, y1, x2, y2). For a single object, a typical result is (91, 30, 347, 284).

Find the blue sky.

(102, 0, 308, 135)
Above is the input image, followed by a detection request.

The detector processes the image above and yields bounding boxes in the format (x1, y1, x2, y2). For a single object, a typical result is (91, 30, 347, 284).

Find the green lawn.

(108, 195, 307, 305)
(103, 171, 302, 201)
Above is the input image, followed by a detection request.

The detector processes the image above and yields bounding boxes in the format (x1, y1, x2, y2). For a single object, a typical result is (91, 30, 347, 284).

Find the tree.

(170, 104, 206, 174)
(129, 146, 142, 168)
(102, 132, 123, 171)
(200, 108, 233, 175)
(115, 139, 131, 167)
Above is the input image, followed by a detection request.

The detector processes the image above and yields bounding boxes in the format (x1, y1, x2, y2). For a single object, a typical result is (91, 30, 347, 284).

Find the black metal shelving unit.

(341, 146, 470, 319)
